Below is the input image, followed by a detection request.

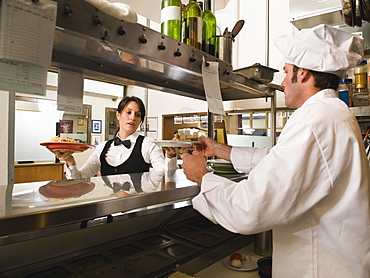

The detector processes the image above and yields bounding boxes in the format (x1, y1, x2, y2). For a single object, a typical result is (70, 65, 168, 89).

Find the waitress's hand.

(163, 147, 178, 159)
(52, 150, 76, 167)
(181, 151, 209, 186)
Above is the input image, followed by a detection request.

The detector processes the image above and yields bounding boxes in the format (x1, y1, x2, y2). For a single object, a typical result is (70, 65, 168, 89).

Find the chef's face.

(116, 101, 142, 135)
(281, 63, 303, 109)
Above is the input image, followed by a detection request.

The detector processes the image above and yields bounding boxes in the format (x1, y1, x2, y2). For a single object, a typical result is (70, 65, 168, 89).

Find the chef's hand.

(52, 150, 76, 167)
(181, 151, 209, 186)
(192, 137, 232, 161)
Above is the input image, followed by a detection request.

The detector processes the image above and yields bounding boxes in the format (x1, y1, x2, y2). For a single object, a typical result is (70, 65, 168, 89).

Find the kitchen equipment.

(254, 230, 272, 256)
(234, 63, 279, 84)
(216, 20, 245, 64)
(257, 257, 272, 278)
(231, 19, 245, 38)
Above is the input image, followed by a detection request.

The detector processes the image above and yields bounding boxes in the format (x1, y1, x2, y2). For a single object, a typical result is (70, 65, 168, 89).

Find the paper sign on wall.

(202, 58, 225, 116)
(57, 69, 84, 113)
(0, 0, 57, 95)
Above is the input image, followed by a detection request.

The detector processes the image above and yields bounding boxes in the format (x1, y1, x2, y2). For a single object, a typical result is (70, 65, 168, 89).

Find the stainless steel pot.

(216, 33, 233, 64)
(215, 20, 244, 65)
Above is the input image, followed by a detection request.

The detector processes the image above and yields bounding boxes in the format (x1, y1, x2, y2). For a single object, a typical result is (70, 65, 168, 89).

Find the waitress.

(52, 96, 177, 179)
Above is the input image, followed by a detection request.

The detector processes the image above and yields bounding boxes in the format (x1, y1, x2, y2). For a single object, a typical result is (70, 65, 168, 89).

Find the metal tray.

(107, 242, 145, 259)
(135, 234, 174, 249)
(23, 264, 82, 278)
(234, 63, 278, 84)
(123, 250, 176, 275)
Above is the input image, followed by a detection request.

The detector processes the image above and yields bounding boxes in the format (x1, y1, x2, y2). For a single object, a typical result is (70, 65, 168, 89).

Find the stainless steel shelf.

(350, 106, 370, 117)
(51, 0, 275, 101)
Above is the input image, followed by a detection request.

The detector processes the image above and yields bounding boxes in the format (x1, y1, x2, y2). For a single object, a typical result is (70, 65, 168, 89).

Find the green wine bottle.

(161, 0, 182, 41)
(202, 0, 216, 55)
(184, 0, 202, 49)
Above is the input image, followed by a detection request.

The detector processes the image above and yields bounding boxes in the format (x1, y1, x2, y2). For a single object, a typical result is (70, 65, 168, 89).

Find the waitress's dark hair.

(114, 96, 146, 137)
(116, 96, 146, 122)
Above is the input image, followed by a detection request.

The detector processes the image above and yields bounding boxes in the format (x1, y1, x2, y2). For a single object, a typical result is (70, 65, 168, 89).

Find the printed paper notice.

(0, 0, 57, 95)
(202, 59, 225, 115)
(57, 69, 84, 113)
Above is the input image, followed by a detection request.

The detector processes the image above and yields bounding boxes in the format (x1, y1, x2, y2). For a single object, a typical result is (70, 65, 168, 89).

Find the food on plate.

(230, 253, 243, 268)
(245, 255, 252, 261)
(231, 258, 242, 268)
(230, 252, 242, 261)
(49, 136, 84, 143)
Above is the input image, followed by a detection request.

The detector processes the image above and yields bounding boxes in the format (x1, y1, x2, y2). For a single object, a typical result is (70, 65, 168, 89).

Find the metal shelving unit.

(51, 0, 276, 101)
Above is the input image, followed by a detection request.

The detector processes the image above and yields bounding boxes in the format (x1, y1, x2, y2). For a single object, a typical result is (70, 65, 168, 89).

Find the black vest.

(100, 135, 150, 176)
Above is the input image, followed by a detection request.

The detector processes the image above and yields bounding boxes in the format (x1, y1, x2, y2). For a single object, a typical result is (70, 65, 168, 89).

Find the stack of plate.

(207, 159, 238, 175)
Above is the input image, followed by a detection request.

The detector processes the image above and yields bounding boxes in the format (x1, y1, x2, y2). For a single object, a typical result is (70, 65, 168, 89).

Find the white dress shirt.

(66, 132, 177, 179)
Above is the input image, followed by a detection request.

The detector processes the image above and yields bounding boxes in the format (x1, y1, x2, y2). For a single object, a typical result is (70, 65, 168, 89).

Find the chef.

(181, 24, 370, 277)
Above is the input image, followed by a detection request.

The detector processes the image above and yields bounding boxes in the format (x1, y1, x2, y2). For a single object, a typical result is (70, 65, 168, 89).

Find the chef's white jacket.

(66, 132, 177, 179)
(192, 89, 370, 277)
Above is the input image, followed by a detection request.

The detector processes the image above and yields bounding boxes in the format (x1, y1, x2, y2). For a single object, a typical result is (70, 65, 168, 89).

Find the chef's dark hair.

(292, 65, 340, 91)
(116, 96, 146, 122)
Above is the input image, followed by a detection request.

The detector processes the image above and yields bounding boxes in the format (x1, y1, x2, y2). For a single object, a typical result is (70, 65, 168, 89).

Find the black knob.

(174, 49, 182, 57)
(189, 57, 196, 63)
(93, 16, 101, 26)
(205, 62, 210, 67)
(158, 43, 166, 51)
(63, 4, 73, 16)
(139, 35, 147, 44)
(117, 26, 126, 36)
(224, 70, 231, 76)
(101, 30, 109, 41)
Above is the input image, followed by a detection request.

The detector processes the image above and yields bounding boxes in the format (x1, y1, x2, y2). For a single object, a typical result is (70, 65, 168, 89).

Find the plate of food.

(223, 253, 258, 271)
(40, 136, 95, 153)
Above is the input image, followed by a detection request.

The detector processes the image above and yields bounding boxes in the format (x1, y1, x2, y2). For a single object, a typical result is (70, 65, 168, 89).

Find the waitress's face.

(116, 101, 142, 135)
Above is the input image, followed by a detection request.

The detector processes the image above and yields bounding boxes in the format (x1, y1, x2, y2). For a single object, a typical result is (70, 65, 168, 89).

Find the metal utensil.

(231, 19, 245, 38)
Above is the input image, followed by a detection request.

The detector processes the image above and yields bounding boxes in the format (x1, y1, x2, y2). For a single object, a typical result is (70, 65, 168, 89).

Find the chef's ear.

(116, 111, 120, 121)
(299, 68, 310, 82)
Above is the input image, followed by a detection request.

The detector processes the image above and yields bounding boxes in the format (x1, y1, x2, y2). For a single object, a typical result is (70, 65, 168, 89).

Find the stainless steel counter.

(0, 169, 255, 277)
(0, 169, 199, 240)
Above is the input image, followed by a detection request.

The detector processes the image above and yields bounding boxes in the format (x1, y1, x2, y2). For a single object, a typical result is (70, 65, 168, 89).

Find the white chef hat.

(274, 24, 364, 78)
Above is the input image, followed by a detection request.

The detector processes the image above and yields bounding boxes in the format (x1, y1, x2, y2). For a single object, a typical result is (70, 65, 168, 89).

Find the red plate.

(40, 142, 95, 152)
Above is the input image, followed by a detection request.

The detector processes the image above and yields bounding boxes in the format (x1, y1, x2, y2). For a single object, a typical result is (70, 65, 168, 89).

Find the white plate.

(155, 140, 192, 148)
(223, 254, 258, 271)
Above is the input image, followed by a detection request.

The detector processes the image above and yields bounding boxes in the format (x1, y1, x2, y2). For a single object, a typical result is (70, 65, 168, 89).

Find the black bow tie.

(114, 137, 131, 148)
